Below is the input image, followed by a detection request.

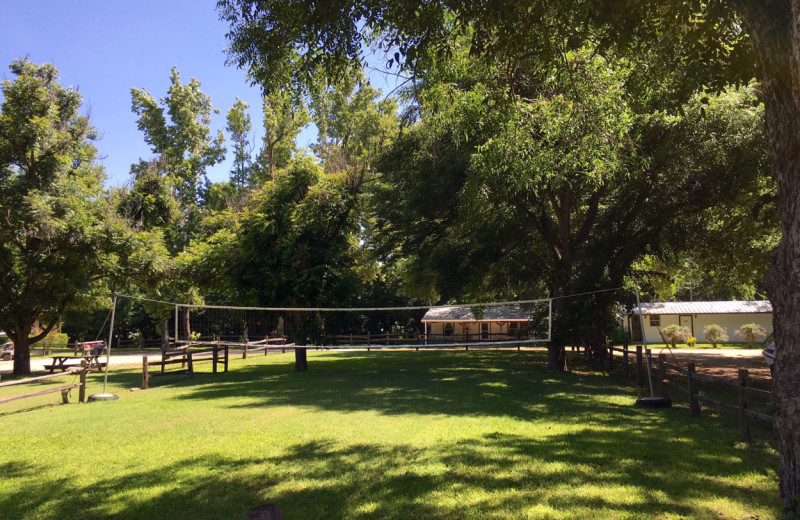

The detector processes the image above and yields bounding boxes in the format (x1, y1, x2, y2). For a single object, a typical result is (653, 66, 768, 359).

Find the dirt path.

(657, 347, 772, 389)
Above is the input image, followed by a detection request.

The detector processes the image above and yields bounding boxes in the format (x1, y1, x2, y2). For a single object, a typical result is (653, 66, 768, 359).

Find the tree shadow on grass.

(0, 427, 778, 519)
(165, 351, 651, 423)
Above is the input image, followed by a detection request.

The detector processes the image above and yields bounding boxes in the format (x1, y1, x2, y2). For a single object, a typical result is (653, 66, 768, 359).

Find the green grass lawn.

(0, 351, 779, 519)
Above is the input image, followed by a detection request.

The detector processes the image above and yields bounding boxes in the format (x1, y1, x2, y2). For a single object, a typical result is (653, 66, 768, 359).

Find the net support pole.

(102, 292, 117, 394)
(632, 277, 654, 398)
(174, 305, 179, 344)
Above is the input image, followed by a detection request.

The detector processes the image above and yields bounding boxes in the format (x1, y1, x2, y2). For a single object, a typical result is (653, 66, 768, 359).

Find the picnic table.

(73, 340, 106, 357)
(44, 355, 105, 374)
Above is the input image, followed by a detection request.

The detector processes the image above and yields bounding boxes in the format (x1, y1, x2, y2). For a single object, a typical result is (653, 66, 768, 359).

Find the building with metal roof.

(421, 305, 534, 342)
(625, 300, 772, 344)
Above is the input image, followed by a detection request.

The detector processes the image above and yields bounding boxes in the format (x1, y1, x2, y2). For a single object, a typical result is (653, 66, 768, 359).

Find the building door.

(481, 323, 489, 340)
(630, 315, 643, 342)
(679, 315, 693, 336)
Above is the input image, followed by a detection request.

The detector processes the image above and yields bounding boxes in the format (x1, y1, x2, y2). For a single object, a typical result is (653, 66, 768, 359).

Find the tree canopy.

(0, 60, 164, 373)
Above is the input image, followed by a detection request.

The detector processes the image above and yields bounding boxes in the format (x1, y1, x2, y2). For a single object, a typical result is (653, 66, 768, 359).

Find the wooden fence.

(141, 344, 229, 390)
(241, 338, 296, 358)
(0, 362, 88, 405)
(571, 344, 772, 442)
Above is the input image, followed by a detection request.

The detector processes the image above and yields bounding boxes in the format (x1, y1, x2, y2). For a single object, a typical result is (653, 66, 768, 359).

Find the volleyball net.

(168, 298, 552, 349)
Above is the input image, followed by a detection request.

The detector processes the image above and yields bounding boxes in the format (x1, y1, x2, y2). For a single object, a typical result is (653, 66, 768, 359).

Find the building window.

(481, 323, 489, 339)
(444, 323, 454, 336)
(650, 315, 660, 327)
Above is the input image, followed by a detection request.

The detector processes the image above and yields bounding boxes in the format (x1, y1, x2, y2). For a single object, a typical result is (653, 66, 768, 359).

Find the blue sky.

(1, 1, 401, 187)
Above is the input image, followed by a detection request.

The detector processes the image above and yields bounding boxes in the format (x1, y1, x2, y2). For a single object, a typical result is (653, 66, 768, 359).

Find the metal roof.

(422, 305, 533, 322)
(630, 300, 772, 315)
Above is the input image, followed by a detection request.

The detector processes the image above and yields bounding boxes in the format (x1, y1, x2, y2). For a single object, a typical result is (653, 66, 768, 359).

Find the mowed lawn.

(0, 351, 779, 519)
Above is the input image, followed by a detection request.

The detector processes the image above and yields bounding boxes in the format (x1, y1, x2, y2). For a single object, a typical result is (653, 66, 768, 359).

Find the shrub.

(607, 326, 631, 346)
(735, 323, 767, 348)
(687, 336, 697, 347)
(703, 324, 729, 348)
(661, 324, 690, 347)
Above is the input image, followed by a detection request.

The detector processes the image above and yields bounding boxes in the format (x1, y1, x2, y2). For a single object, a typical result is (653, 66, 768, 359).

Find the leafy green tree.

(186, 158, 364, 317)
(226, 97, 254, 188)
(131, 67, 226, 244)
(374, 49, 768, 369)
(0, 60, 164, 374)
(128, 69, 229, 345)
(254, 91, 309, 182)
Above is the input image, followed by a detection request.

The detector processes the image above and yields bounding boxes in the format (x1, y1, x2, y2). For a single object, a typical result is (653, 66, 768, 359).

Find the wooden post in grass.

(738, 369, 752, 443)
(79, 359, 87, 403)
(608, 346, 614, 371)
(295, 347, 308, 372)
(224, 345, 229, 372)
(187, 351, 194, 377)
(247, 504, 282, 520)
(213, 343, 218, 374)
(243, 343, 248, 359)
(142, 356, 149, 390)
(623, 346, 630, 382)
(658, 354, 667, 398)
(636, 346, 643, 387)
(688, 363, 700, 416)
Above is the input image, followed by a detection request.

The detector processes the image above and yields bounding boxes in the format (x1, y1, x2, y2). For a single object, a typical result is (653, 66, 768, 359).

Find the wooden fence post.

(688, 362, 700, 416)
(243, 344, 248, 359)
(187, 351, 194, 377)
(224, 345, 229, 372)
(142, 356, 149, 390)
(608, 346, 615, 371)
(636, 346, 643, 387)
(738, 369, 752, 443)
(658, 354, 667, 399)
(623, 345, 630, 382)
(213, 344, 218, 374)
(79, 361, 87, 403)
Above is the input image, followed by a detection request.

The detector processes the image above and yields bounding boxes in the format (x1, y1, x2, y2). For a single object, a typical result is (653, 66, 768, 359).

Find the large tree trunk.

(737, 0, 800, 509)
(161, 320, 170, 351)
(11, 326, 31, 375)
(182, 307, 191, 341)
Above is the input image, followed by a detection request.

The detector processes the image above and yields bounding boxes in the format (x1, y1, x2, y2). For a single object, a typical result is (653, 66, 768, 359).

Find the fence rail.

(141, 344, 229, 390)
(0, 363, 88, 405)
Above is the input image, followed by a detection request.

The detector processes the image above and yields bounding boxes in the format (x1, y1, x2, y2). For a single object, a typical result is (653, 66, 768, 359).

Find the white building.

(421, 305, 533, 341)
(626, 300, 773, 344)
